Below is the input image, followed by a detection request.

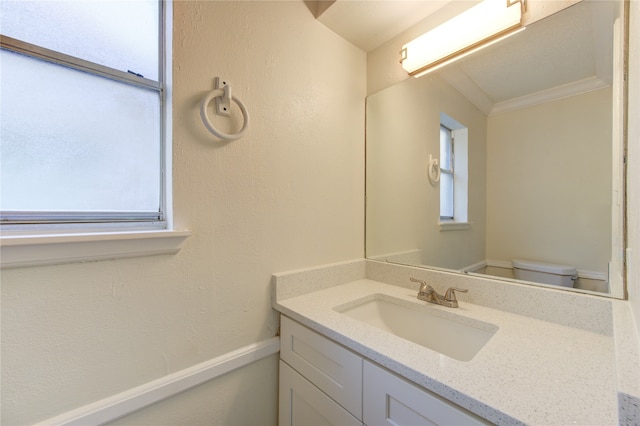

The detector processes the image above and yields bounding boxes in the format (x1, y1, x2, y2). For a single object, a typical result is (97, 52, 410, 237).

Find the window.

(0, 1, 188, 267)
(1, 0, 166, 230)
(439, 125, 454, 219)
(439, 113, 469, 228)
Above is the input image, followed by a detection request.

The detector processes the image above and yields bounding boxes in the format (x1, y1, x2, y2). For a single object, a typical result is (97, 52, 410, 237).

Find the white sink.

(334, 295, 498, 361)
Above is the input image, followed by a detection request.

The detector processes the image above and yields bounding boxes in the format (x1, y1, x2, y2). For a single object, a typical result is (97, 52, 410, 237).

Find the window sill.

(0, 229, 191, 269)
(439, 221, 472, 231)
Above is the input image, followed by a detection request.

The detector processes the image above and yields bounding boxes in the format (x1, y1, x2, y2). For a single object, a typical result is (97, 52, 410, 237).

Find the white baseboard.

(576, 269, 608, 281)
(36, 337, 280, 426)
(460, 260, 487, 272)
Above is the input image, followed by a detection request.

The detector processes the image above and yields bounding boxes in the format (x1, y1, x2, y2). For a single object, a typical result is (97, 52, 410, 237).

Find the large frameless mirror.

(366, 0, 627, 298)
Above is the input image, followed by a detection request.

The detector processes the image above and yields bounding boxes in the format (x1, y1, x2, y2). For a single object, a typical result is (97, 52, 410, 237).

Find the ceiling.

(311, 0, 453, 53)
(444, 0, 613, 114)
(311, 0, 615, 115)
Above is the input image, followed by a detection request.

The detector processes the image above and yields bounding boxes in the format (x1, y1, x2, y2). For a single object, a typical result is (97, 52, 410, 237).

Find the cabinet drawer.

(280, 316, 362, 419)
(363, 361, 489, 426)
(279, 361, 362, 426)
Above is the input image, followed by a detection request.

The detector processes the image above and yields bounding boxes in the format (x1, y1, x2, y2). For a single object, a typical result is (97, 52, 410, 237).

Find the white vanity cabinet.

(279, 315, 490, 426)
(363, 361, 489, 426)
(279, 316, 362, 426)
(279, 361, 362, 426)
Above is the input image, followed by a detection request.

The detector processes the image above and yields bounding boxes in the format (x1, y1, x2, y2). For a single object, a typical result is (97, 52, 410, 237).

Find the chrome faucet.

(410, 278, 468, 308)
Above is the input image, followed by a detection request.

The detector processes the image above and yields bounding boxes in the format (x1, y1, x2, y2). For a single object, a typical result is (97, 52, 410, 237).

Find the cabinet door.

(280, 316, 362, 419)
(363, 361, 489, 426)
(279, 361, 362, 426)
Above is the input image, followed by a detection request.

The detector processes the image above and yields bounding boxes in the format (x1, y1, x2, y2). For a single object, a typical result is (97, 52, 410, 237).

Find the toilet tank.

(512, 259, 577, 287)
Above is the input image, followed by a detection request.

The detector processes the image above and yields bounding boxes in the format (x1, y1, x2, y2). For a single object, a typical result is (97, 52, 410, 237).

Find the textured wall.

(0, 2, 366, 424)
(486, 88, 612, 273)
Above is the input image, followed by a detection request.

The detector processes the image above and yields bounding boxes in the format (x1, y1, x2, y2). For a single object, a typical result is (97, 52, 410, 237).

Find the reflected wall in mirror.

(366, 0, 627, 298)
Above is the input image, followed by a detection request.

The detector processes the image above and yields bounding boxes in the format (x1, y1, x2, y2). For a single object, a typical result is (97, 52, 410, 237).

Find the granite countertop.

(274, 278, 620, 425)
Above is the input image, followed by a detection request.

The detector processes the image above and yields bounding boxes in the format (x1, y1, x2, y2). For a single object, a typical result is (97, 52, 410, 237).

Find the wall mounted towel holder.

(428, 154, 440, 184)
(200, 77, 249, 141)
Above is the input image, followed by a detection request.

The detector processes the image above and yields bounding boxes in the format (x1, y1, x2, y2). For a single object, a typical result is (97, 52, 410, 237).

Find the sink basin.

(334, 295, 497, 361)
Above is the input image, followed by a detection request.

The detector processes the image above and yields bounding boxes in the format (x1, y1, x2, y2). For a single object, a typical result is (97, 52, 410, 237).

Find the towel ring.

(200, 87, 249, 141)
(428, 155, 440, 184)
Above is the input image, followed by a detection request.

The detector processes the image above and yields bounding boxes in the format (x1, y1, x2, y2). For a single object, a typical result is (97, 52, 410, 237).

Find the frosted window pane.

(440, 126, 452, 170)
(440, 173, 454, 218)
(0, 50, 160, 212)
(0, 0, 158, 80)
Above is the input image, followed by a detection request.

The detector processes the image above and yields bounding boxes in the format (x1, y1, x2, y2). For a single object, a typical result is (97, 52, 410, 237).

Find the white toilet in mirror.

(512, 259, 577, 288)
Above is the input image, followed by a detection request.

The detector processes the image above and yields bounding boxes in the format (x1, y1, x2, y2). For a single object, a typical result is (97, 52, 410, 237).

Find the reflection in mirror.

(366, 0, 626, 298)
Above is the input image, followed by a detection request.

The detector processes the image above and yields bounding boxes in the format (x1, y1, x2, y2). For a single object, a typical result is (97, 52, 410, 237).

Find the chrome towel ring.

(199, 82, 249, 141)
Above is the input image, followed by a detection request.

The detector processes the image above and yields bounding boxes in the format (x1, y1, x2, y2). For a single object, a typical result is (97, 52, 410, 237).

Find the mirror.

(366, 0, 626, 298)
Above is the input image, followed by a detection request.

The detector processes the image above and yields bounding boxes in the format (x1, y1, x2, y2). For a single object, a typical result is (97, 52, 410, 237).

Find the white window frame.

(0, 0, 189, 269)
(439, 124, 455, 220)
(439, 113, 470, 231)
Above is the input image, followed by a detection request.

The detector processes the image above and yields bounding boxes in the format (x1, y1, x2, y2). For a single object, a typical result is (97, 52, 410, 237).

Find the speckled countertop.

(272, 260, 640, 425)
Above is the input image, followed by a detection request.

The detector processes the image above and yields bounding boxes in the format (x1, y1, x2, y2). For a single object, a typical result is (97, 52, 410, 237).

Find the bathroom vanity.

(279, 315, 488, 425)
(272, 260, 640, 425)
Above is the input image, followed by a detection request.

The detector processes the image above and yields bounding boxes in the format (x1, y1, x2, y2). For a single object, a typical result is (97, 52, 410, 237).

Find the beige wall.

(486, 88, 612, 272)
(0, 2, 366, 424)
(366, 74, 487, 270)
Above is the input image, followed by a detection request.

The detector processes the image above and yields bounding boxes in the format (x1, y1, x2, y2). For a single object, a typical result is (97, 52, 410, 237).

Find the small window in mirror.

(439, 113, 468, 225)
(440, 125, 454, 219)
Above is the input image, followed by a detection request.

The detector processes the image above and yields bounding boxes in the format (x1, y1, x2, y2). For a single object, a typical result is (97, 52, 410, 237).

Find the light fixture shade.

(401, 0, 524, 77)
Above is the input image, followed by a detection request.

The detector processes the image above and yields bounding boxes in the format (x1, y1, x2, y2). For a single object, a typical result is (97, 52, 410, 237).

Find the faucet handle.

(410, 277, 430, 292)
(444, 287, 468, 302)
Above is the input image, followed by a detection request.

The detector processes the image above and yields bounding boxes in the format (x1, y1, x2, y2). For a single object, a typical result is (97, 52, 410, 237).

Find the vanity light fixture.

(400, 0, 525, 77)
